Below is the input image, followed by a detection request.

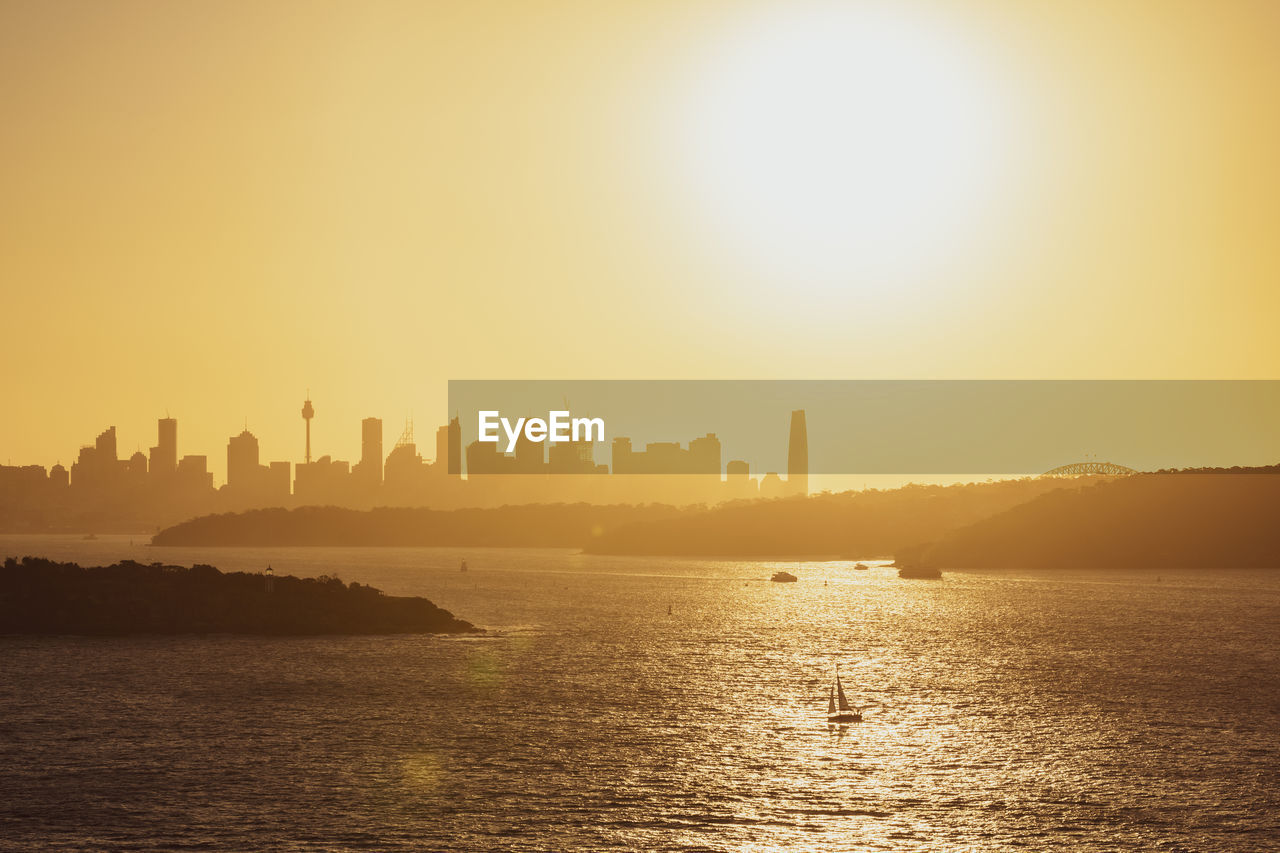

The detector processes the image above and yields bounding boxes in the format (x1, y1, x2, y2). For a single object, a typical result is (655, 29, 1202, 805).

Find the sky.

(2, 0, 1278, 481)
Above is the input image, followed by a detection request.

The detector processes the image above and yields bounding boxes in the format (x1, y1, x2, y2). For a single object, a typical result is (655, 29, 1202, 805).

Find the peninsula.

(896, 465, 1280, 569)
(152, 503, 682, 547)
(0, 557, 480, 635)
(152, 478, 1076, 555)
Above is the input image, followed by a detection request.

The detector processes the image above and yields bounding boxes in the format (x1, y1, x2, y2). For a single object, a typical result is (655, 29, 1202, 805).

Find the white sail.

(836, 671, 852, 712)
(827, 685, 836, 715)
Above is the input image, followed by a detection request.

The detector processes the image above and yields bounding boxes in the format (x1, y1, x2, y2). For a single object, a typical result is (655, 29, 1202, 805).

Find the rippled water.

(1, 535, 1278, 851)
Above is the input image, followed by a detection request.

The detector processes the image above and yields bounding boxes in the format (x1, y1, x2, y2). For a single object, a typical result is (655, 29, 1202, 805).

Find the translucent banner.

(446, 380, 1280, 476)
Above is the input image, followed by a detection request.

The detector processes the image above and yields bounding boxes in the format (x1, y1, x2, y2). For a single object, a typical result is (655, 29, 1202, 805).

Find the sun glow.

(676, 3, 1014, 290)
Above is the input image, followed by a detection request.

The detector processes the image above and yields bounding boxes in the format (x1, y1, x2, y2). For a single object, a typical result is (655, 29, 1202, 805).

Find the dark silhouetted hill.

(0, 557, 480, 635)
(896, 466, 1280, 569)
(152, 503, 685, 547)
(584, 478, 1085, 556)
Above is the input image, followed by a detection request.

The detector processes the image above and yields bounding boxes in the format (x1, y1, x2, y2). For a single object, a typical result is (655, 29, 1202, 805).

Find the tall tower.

(96, 426, 117, 463)
(436, 416, 461, 475)
(787, 409, 808, 497)
(227, 429, 260, 490)
(151, 417, 177, 477)
(361, 417, 383, 485)
(301, 396, 314, 464)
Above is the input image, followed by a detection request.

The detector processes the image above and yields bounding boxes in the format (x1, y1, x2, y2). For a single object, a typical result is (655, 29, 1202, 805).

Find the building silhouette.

(548, 437, 604, 474)
(726, 459, 756, 499)
(301, 397, 315, 464)
(760, 471, 786, 498)
(514, 423, 546, 473)
(788, 409, 808, 496)
(226, 428, 290, 507)
(227, 429, 261, 490)
(0, 398, 804, 530)
(353, 417, 383, 488)
(385, 421, 423, 484)
(612, 433, 721, 475)
(295, 455, 349, 503)
(465, 438, 512, 475)
(176, 454, 212, 491)
(126, 450, 147, 481)
(150, 417, 177, 478)
(436, 417, 461, 476)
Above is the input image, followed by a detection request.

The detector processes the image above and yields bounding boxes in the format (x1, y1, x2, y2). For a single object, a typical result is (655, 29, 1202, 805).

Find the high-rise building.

(466, 439, 512, 475)
(49, 464, 69, 490)
(515, 419, 546, 473)
(176, 455, 213, 491)
(384, 441, 424, 489)
(150, 417, 177, 477)
(688, 433, 722, 475)
(268, 461, 291, 500)
(611, 433, 720, 474)
(358, 417, 383, 485)
(227, 429, 261, 490)
(787, 409, 808, 496)
(294, 455, 349, 503)
(436, 417, 461, 475)
(547, 438, 598, 474)
(726, 459, 756, 499)
(611, 437, 634, 474)
(71, 426, 124, 492)
(95, 426, 117, 464)
(226, 428, 289, 506)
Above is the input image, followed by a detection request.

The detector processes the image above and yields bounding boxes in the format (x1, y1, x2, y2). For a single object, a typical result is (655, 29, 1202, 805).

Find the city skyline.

(3, 1, 1279, 482)
(7, 392, 814, 489)
(2, 2, 1277, 849)
(0, 395, 811, 531)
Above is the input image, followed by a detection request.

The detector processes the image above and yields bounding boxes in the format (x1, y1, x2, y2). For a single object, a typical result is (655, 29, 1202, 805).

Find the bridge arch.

(1041, 461, 1138, 477)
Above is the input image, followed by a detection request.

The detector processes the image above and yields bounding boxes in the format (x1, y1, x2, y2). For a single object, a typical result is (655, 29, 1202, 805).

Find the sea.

(1, 534, 1277, 851)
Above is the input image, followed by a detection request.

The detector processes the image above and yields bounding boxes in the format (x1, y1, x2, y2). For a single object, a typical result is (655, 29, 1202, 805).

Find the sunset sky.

(2, 0, 1278, 479)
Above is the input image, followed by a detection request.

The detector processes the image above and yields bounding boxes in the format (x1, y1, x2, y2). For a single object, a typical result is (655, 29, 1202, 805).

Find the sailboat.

(826, 667, 863, 723)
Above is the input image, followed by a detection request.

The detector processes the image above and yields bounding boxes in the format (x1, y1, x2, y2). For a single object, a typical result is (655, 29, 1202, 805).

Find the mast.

(836, 669, 852, 712)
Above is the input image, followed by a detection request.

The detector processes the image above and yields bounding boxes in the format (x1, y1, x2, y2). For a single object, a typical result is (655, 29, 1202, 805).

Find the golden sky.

(2, 0, 1278, 479)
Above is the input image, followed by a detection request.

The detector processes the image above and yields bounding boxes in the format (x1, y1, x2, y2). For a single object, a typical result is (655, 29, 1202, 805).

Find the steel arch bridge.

(1041, 461, 1138, 477)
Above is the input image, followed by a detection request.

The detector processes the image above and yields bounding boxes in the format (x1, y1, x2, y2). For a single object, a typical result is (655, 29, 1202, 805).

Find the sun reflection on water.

(2, 539, 1275, 850)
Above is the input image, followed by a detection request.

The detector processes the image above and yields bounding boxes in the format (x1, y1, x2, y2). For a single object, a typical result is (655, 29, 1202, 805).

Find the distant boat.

(853, 562, 869, 570)
(770, 571, 798, 583)
(82, 533, 97, 540)
(460, 560, 468, 572)
(827, 667, 863, 723)
(898, 565, 942, 579)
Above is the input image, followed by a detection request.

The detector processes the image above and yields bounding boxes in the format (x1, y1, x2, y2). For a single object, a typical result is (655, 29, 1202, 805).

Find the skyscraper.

(437, 417, 461, 475)
(150, 417, 177, 478)
(515, 419, 546, 472)
(688, 433, 722, 475)
(227, 429, 260, 490)
(787, 409, 808, 496)
(360, 417, 383, 485)
(95, 426, 117, 464)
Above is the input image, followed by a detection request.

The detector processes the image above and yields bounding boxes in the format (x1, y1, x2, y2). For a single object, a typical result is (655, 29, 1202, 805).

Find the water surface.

(2, 535, 1277, 850)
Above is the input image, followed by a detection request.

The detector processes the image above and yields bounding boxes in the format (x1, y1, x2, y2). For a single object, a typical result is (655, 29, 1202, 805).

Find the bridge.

(1041, 461, 1138, 477)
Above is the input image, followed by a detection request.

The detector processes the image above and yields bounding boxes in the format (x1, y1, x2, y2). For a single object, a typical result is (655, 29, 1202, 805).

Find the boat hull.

(827, 713, 862, 723)
(898, 567, 942, 579)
